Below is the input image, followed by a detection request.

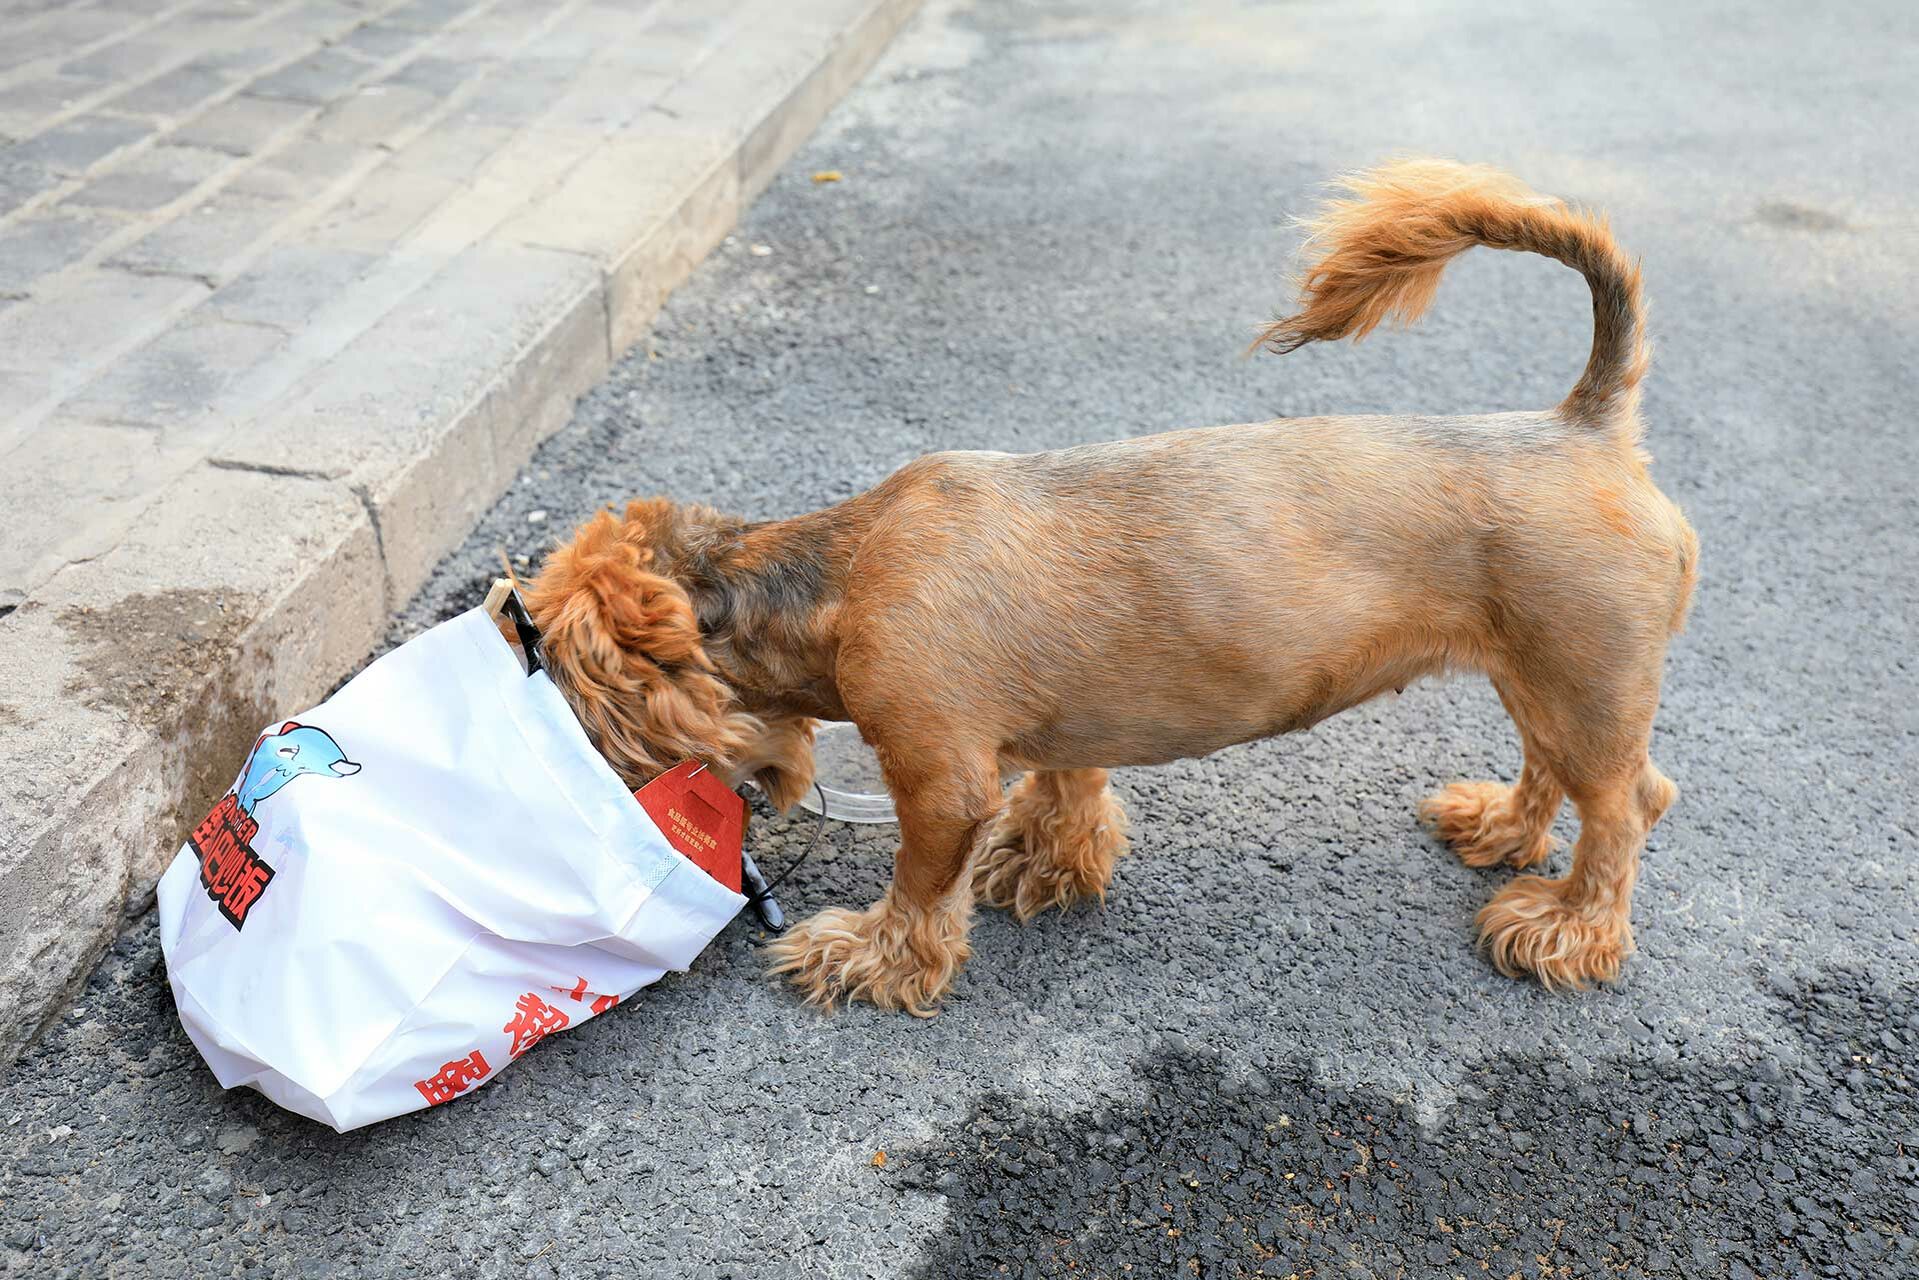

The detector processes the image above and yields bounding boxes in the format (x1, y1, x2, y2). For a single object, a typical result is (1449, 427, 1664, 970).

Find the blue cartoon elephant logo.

(235, 721, 361, 817)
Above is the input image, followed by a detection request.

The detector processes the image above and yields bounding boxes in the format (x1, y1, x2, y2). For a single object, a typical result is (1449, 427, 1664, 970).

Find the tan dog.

(524, 159, 1698, 1014)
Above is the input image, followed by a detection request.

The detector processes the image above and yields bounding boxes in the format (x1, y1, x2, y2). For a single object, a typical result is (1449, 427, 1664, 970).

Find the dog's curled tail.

(1256, 158, 1649, 431)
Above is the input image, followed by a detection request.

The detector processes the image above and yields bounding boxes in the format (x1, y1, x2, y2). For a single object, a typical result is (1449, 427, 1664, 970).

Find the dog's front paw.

(1421, 781, 1558, 869)
(764, 892, 971, 1017)
(1476, 876, 1632, 989)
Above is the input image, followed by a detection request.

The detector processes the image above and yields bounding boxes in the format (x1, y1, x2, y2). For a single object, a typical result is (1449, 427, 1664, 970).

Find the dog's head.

(524, 498, 815, 810)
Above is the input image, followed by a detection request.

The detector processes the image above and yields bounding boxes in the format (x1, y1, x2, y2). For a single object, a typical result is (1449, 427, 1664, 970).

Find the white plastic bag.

(157, 605, 744, 1131)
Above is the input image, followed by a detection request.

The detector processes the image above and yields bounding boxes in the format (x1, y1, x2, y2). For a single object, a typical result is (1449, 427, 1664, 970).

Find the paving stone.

(63, 316, 286, 431)
(107, 191, 289, 282)
(0, 270, 206, 412)
(247, 49, 369, 105)
(202, 259, 445, 420)
(521, 10, 639, 62)
(88, 0, 178, 12)
(207, 248, 449, 420)
(654, 26, 822, 137)
(0, 11, 126, 74)
(63, 167, 200, 211)
(447, 57, 585, 128)
(0, 208, 126, 293)
(648, 0, 756, 43)
(0, 370, 38, 446)
(208, 244, 379, 331)
(379, 119, 513, 183)
(180, 0, 267, 21)
(228, 134, 377, 202)
(64, 144, 234, 213)
(336, 21, 427, 61)
(213, 241, 600, 479)
(303, 166, 463, 252)
(568, 22, 715, 80)
(4, 114, 152, 177)
(499, 125, 737, 353)
(181, 30, 324, 78)
(397, 119, 613, 252)
(162, 7, 268, 43)
(381, 55, 471, 98)
(428, 9, 546, 62)
(0, 156, 57, 218)
(384, 0, 491, 31)
(0, 72, 110, 138)
(101, 135, 377, 283)
(62, 39, 186, 83)
(303, 125, 511, 251)
(108, 65, 237, 119)
(168, 94, 315, 156)
(0, 454, 380, 1074)
(0, 422, 189, 602)
(528, 58, 675, 133)
(311, 84, 441, 145)
(271, 0, 387, 41)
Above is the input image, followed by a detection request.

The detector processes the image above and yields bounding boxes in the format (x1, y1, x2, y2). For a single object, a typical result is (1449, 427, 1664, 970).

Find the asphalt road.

(6, 1, 1917, 1276)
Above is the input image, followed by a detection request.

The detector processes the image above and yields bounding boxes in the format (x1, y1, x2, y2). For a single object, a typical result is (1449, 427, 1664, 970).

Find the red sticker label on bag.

(635, 761, 744, 894)
(189, 793, 273, 929)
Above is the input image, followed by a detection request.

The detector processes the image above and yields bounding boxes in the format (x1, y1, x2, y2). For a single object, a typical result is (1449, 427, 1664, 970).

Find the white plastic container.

(798, 721, 897, 824)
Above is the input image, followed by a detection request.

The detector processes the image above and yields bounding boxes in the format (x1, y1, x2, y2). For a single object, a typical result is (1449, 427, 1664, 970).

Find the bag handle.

(484, 578, 546, 677)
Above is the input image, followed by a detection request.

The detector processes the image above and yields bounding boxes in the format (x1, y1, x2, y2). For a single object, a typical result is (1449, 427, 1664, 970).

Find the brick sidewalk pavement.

(3, 0, 785, 603)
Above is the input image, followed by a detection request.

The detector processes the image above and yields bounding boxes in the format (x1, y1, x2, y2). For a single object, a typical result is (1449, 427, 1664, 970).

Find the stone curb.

(0, 0, 923, 1071)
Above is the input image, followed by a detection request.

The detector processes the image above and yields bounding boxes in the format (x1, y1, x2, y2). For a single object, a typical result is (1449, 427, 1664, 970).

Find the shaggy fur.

(525, 158, 1698, 1011)
(973, 769, 1130, 922)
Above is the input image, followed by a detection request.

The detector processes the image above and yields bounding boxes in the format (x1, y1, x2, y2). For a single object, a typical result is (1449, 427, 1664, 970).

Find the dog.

(523, 159, 1698, 1015)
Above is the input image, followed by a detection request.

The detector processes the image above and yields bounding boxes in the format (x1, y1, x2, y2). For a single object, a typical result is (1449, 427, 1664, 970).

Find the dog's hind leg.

(972, 769, 1130, 921)
(765, 748, 999, 1015)
(1421, 684, 1565, 870)
(1473, 657, 1677, 989)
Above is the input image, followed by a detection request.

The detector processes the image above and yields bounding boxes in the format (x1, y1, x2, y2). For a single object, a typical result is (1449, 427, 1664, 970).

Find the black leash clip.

(740, 852, 785, 931)
(741, 784, 830, 933)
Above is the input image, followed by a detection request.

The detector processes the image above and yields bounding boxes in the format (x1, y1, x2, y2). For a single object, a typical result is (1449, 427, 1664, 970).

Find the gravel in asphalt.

(3, 1, 1915, 1276)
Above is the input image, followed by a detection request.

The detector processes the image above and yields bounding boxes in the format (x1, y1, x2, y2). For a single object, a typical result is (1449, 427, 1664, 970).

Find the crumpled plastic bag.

(158, 605, 743, 1131)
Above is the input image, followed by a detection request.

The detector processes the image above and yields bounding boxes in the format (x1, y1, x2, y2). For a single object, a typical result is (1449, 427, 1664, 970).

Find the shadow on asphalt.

(890, 968, 1917, 1278)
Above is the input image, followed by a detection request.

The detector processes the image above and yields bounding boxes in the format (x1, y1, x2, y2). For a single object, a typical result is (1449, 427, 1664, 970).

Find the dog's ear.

(526, 505, 759, 788)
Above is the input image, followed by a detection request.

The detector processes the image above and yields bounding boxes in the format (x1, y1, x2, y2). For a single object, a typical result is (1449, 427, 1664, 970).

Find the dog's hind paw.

(971, 822, 1102, 922)
(1476, 875, 1632, 990)
(972, 775, 1128, 922)
(1421, 780, 1559, 870)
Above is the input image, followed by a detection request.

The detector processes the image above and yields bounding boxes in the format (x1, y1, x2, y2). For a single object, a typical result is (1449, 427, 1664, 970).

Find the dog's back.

(845, 160, 1696, 767)
(1244, 158, 1698, 637)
